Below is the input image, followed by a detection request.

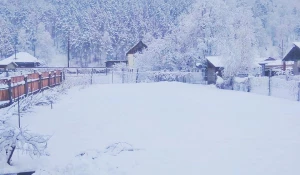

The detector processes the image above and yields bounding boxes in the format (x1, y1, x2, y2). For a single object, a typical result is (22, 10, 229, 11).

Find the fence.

(0, 70, 64, 108)
(63, 68, 206, 85)
(232, 76, 300, 101)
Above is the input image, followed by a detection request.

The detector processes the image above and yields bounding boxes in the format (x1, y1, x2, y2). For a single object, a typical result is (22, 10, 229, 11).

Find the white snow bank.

(2, 82, 300, 175)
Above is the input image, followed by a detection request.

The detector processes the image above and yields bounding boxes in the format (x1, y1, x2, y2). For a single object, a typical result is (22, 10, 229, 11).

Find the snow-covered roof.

(0, 61, 17, 66)
(255, 58, 293, 67)
(196, 63, 201, 67)
(282, 42, 300, 61)
(264, 59, 283, 66)
(0, 52, 40, 65)
(206, 56, 223, 67)
(293, 42, 300, 48)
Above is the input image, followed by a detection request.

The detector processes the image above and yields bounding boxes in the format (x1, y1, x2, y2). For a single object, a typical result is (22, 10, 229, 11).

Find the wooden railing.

(0, 70, 64, 108)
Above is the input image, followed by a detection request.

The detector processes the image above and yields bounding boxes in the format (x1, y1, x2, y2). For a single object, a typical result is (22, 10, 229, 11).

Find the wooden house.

(283, 42, 300, 75)
(206, 56, 223, 84)
(0, 62, 18, 71)
(255, 57, 293, 76)
(0, 52, 41, 68)
(126, 41, 147, 68)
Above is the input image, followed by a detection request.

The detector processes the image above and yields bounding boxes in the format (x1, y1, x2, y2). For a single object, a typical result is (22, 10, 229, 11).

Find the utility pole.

(15, 82, 20, 128)
(18, 86, 20, 128)
(14, 45, 17, 59)
(67, 34, 70, 68)
(281, 40, 286, 71)
(14, 35, 17, 59)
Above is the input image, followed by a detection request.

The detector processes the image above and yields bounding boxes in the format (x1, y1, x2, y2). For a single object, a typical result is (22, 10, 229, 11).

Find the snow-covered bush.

(216, 76, 234, 90)
(216, 76, 224, 89)
(0, 80, 70, 166)
(0, 124, 50, 165)
(233, 77, 250, 92)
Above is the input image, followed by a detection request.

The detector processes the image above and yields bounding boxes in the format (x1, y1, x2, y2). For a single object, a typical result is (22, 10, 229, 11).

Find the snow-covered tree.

(0, 0, 300, 67)
(0, 124, 49, 165)
(219, 1, 257, 77)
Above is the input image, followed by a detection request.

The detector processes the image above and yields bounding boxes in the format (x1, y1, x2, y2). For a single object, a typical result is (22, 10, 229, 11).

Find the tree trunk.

(7, 146, 16, 166)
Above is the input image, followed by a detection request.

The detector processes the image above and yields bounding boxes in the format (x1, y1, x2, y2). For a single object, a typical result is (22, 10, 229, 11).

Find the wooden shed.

(0, 62, 18, 71)
(206, 56, 223, 84)
(0, 52, 41, 69)
(126, 41, 147, 68)
(283, 42, 300, 75)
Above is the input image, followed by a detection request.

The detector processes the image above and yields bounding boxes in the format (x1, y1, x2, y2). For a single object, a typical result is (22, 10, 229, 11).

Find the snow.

(1, 82, 300, 175)
(0, 83, 8, 89)
(0, 52, 40, 65)
(293, 42, 300, 48)
(206, 56, 223, 67)
(234, 77, 248, 83)
(47, 53, 68, 67)
(0, 100, 9, 106)
(248, 76, 300, 101)
(255, 58, 293, 68)
(216, 76, 224, 84)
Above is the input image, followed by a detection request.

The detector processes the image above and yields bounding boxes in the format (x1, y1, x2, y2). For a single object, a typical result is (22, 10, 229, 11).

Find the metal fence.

(232, 75, 300, 101)
(63, 68, 206, 85)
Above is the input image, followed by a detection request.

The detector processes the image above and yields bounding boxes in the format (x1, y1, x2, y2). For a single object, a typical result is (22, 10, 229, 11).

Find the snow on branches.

(0, 124, 50, 165)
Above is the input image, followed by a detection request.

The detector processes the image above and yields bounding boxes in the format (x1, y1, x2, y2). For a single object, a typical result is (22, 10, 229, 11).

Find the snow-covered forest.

(0, 0, 300, 69)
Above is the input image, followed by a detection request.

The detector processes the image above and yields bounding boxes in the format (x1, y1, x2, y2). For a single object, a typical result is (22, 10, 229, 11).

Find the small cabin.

(0, 62, 18, 71)
(126, 41, 147, 68)
(0, 52, 41, 68)
(283, 42, 300, 75)
(206, 56, 223, 84)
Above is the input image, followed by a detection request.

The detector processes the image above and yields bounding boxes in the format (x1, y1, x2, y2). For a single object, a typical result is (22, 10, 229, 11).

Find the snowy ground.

(1, 82, 300, 175)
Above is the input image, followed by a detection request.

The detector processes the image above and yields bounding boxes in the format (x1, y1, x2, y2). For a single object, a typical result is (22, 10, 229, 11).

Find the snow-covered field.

(1, 82, 300, 175)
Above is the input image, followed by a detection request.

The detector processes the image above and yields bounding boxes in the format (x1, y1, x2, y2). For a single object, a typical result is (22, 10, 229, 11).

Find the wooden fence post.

(90, 69, 93, 85)
(48, 73, 51, 87)
(8, 79, 13, 105)
(60, 71, 63, 82)
(268, 70, 271, 96)
(63, 71, 65, 81)
(135, 69, 139, 83)
(247, 78, 251, 92)
(24, 76, 28, 96)
(39, 74, 42, 90)
(122, 68, 125, 84)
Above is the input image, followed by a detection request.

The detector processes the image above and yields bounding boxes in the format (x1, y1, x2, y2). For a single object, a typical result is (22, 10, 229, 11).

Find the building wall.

(127, 54, 134, 68)
(0, 63, 16, 71)
(15, 62, 37, 68)
(6, 63, 17, 70)
(207, 67, 217, 84)
(294, 61, 300, 75)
